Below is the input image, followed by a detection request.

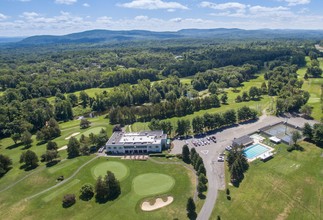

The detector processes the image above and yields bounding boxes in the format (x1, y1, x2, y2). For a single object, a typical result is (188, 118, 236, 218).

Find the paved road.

(171, 113, 317, 220)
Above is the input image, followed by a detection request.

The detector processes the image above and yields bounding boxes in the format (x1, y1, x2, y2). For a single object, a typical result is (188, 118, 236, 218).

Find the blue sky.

(0, 0, 322, 36)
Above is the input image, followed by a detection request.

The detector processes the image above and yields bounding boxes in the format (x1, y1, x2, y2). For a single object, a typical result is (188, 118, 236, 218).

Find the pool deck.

(245, 140, 275, 162)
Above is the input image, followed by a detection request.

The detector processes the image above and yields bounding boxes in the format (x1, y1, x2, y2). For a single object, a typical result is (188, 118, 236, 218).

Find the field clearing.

(297, 57, 323, 121)
(211, 142, 323, 220)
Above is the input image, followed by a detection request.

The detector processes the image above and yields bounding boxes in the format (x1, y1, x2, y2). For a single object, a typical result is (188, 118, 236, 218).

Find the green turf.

(133, 173, 175, 196)
(92, 161, 129, 181)
(211, 141, 323, 220)
(297, 57, 323, 121)
(77, 126, 106, 138)
(42, 179, 80, 202)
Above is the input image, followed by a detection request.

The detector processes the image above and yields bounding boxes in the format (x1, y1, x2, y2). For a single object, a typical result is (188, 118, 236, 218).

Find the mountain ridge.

(12, 28, 323, 45)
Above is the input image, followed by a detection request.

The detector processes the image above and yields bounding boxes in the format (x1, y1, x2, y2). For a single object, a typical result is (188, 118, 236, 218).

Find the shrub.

(62, 194, 76, 208)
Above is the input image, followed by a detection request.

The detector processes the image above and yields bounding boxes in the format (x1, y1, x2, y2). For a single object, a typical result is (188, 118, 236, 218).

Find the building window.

(114, 147, 116, 149)
(155, 146, 158, 148)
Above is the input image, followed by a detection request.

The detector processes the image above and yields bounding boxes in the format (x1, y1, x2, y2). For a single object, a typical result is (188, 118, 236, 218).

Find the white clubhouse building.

(106, 130, 167, 154)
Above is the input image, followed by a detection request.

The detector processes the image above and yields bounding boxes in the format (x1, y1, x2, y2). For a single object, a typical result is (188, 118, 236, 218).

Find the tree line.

(149, 106, 257, 136)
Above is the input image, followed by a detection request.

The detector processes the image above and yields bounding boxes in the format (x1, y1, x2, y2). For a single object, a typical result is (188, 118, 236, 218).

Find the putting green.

(92, 161, 129, 181)
(78, 126, 106, 138)
(133, 173, 175, 196)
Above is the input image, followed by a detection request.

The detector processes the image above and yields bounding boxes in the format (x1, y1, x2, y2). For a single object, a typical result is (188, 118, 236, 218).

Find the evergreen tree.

(186, 197, 197, 220)
(198, 173, 208, 184)
(197, 163, 206, 176)
(182, 145, 190, 163)
(46, 141, 58, 151)
(105, 171, 121, 200)
(95, 176, 107, 202)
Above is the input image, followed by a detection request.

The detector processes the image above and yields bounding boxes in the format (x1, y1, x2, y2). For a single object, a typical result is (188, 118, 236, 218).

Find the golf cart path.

(25, 155, 99, 200)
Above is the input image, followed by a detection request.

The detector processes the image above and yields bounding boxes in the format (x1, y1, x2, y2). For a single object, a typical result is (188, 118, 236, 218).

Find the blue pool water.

(243, 144, 270, 160)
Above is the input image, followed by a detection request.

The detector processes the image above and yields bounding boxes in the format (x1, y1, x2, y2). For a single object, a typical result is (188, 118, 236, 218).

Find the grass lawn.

(211, 141, 323, 220)
(0, 157, 195, 220)
(297, 57, 323, 121)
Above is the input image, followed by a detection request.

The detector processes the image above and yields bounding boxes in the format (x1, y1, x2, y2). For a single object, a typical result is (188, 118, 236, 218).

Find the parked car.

(217, 156, 225, 162)
(225, 146, 232, 151)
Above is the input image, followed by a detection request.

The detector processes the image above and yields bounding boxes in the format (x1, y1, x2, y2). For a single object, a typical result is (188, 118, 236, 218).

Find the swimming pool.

(243, 143, 271, 160)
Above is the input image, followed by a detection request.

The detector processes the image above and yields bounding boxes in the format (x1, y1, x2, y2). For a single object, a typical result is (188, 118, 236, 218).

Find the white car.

(225, 146, 232, 151)
(217, 156, 225, 162)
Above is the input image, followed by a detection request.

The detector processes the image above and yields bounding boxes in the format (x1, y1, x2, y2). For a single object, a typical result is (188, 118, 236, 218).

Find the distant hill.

(0, 37, 25, 44)
(15, 28, 323, 45)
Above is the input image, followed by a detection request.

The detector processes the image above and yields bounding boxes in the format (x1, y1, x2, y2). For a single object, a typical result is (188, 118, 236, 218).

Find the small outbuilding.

(269, 136, 281, 144)
(232, 135, 253, 147)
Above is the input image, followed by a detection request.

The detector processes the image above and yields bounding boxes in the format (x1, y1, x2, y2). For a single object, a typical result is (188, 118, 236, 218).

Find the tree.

(0, 154, 12, 176)
(227, 147, 249, 184)
(80, 118, 91, 129)
(192, 116, 204, 134)
(300, 105, 312, 118)
(208, 81, 218, 94)
(197, 179, 207, 195)
(11, 133, 21, 144)
(313, 123, 323, 146)
(303, 122, 313, 140)
(67, 93, 78, 107)
(105, 171, 121, 200)
(190, 148, 197, 166)
(41, 150, 59, 163)
(80, 184, 94, 201)
(291, 130, 302, 147)
(95, 176, 107, 202)
(20, 150, 39, 169)
(62, 194, 76, 208)
(242, 91, 249, 101)
(235, 95, 242, 103)
(198, 173, 208, 184)
(249, 86, 259, 100)
(229, 78, 240, 92)
(186, 197, 197, 220)
(176, 119, 191, 136)
(46, 141, 58, 151)
(197, 163, 206, 176)
(95, 129, 108, 148)
(79, 91, 89, 108)
(21, 131, 33, 148)
(182, 145, 190, 163)
(67, 137, 80, 158)
(220, 93, 228, 104)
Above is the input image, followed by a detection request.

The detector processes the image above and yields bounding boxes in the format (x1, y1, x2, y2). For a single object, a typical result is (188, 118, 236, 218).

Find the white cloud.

(282, 0, 311, 6)
(21, 12, 40, 19)
(119, 0, 188, 10)
(0, 13, 8, 20)
(83, 3, 90, 7)
(20, 0, 32, 2)
(134, 15, 149, 21)
(200, 2, 246, 11)
(96, 16, 113, 24)
(55, 0, 77, 5)
(200, 2, 247, 16)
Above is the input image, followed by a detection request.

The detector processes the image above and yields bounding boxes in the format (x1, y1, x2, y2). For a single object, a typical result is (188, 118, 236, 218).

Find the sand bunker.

(141, 196, 174, 211)
(58, 145, 67, 151)
(65, 132, 80, 140)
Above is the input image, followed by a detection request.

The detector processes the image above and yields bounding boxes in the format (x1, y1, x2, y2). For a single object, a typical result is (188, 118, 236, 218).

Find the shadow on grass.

(6, 143, 23, 150)
(46, 160, 60, 167)
(19, 164, 38, 171)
